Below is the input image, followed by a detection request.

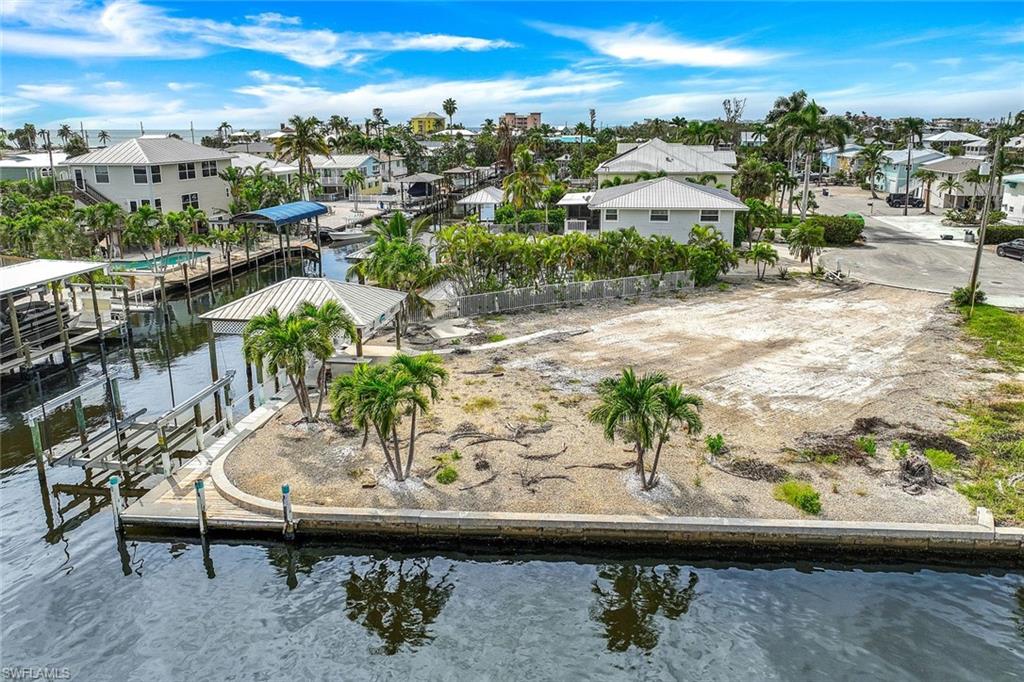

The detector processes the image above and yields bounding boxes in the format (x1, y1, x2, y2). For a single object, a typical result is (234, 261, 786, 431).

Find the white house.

(229, 152, 297, 183)
(61, 136, 233, 213)
(586, 176, 747, 244)
(923, 130, 985, 152)
(0, 151, 69, 182)
(919, 156, 985, 209)
(1001, 173, 1024, 225)
(874, 147, 946, 195)
(739, 131, 768, 147)
(594, 138, 737, 186)
(307, 154, 381, 197)
(820, 144, 863, 173)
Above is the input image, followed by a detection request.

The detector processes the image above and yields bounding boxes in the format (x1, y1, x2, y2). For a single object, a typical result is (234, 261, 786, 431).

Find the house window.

(201, 160, 217, 177)
(181, 193, 200, 209)
(95, 166, 110, 183)
(129, 200, 138, 212)
(140, 198, 163, 211)
(178, 162, 196, 180)
(150, 165, 161, 183)
(699, 209, 719, 222)
(650, 209, 669, 222)
(605, 209, 618, 222)
(133, 166, 148, 184)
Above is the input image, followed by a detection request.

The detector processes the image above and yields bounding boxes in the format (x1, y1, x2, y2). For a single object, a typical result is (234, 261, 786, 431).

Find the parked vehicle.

(995, 238, 1024, 261)
(886, 193, 924, 208)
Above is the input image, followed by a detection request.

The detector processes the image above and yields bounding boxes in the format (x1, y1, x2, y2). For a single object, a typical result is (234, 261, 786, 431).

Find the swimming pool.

(113, 250, 209, 271)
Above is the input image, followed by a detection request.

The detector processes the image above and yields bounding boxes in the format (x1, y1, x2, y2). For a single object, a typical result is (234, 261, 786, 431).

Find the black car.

(995, 238, 1024, 261)
(886, 193, 925, 208)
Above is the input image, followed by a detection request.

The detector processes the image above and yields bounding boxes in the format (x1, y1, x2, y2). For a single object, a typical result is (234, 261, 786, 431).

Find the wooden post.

(109, 476, 123, 532)
(110, 377, 124, 420)
(119, 284, 135, 347)
(51, 282, 73, 368)
(72, 397, 88, 447)
(284, 227, 292, 271)
(193, 403, 205, 450)
(355, 328, 363, 357)
(6, 292, 32, 369)
(314, 215, 323, 276)
(207, 255, 214, 291)
(195, 479, 208, 535)
(224, 382, 234, 429)
(254, 361, 265, 405)
(181, 263, 192, 313)
(226, 247, 234, 287)
(28, 419, 45, 468)
(157, 424, 172, 475)
(207, 324, 222, 424)
(245, 361, 255, 411)
(394, 309, 402, 350)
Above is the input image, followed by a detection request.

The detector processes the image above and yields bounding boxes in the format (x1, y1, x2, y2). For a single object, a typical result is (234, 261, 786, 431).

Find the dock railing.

(436, 270, 692, 319)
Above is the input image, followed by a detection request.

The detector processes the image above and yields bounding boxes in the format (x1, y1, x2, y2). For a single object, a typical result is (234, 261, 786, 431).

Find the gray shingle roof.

(62, 137, 232, 166)
(588, 177, 747, 211)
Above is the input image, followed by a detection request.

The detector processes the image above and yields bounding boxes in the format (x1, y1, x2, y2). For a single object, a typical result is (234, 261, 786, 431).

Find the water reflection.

(343, 558, 455, 655)
(590, 564, 699, 653)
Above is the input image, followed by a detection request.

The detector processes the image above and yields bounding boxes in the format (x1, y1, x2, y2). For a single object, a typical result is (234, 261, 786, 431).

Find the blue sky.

(1, 1, 1021, 130)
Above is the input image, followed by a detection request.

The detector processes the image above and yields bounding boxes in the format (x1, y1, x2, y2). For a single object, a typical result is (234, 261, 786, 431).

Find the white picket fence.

(437, 270, 692, 319)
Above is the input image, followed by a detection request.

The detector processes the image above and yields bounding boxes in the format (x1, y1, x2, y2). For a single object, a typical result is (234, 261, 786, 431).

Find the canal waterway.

(1, 245, 1022, 680)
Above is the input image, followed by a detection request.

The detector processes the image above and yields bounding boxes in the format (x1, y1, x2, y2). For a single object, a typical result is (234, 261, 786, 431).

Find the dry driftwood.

(518, 443, 568, 461)
(512, 470, 572, 493)
(450, 430, 528, 447)
(459, 472, 499, 491)
(563, 461, 633, 471)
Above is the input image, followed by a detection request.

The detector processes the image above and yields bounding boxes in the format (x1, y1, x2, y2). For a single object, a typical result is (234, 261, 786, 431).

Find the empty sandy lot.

(226, 280, 996, 523)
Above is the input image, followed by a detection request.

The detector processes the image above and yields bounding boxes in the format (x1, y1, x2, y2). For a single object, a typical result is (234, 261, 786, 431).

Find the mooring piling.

(281, 483, 294, 538)
(109, 476, 122, 532)
(195, 480, 208, 536)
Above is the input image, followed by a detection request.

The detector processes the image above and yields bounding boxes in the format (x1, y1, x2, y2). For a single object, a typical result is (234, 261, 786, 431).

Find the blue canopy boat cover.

(230, 201, 328, 227)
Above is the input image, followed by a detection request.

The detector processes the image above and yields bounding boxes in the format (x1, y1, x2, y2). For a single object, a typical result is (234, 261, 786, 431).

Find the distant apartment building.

(501, 112, 542, 131)
(409, 112, 446, 135)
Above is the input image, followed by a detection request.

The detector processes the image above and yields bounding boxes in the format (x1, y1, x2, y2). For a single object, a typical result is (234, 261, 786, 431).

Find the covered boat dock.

(230, 201, 329, 275)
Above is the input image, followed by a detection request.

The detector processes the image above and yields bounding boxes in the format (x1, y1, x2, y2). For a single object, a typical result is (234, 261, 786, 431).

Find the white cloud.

(891, 62, 918, 72)
(532, 22, 781, 68)
(0, 0, 518, 67)
(166, 82, 200, 92)
(932, 57, 963, 68)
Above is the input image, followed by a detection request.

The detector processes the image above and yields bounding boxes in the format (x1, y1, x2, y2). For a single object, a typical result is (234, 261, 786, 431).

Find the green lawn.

(961, 305, 1024, 371)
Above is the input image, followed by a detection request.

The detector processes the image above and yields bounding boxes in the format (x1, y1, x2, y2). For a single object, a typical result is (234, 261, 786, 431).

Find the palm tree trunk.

(405, 407, 417, 477)
(313, 363, 327, 419)
(374, 424, 400, 479)
(646, 438, 666, 490)
(800, 152, 811, 221)
(391, 426, 404, 481)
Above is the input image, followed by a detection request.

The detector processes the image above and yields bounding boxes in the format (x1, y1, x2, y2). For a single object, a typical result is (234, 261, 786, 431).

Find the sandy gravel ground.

(225, 280, 998, 523)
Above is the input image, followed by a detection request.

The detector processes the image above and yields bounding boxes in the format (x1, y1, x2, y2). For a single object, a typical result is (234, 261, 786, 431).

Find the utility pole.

(967, 134, 1002, 317)
(903, 131, 913, 217)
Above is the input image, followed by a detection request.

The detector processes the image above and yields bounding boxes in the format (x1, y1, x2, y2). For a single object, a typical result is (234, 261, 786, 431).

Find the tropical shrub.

(806, 214, 864, 245)
(774, 480, 822, 515)
(951, 286, 986, 306)
(923, 448, 957, 471)
(436, 466, 458, 484)
(984, 225, 1024, 244)
(854, 435, 877, 456)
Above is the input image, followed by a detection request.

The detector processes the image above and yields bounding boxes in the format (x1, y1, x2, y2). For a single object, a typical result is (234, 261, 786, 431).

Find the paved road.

(806, 185, 1023, 308)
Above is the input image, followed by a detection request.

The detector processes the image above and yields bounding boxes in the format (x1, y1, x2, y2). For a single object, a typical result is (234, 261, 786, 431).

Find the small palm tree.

(344, 168, 366, 213)
(787, 222, 826, 273)
(963, 167, 984, 209)
(57, 123, 73, 145)
(274, 115, 329, 201)
(913, 168, 938, 214)
(442, 98, 457, 129)
(351, 364, 426, 481)
(98, 130, 111, 146)
(779, 101, 852, 220)
(123, 205, 163, 264)
(745, 241, 779, 280)
(242, 307, 333, 422)
(297, 301, 357, 419)
(855, 144, 886, 199)
(502, 146, 548, 231)
(390, 353, 449, 478)
(938, 176, 963, 209)
(649, 384, 702, 489)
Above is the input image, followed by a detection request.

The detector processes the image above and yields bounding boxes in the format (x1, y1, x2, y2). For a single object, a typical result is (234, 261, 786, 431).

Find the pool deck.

(121, 394, 1024, 561)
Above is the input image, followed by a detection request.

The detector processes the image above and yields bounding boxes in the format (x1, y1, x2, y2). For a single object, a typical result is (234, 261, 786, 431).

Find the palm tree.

(122, 205, 163, 263)
(938, 176, 963, 209)
(351, 363, 426, 481)
(741, 198, 778, 245)
(502, 147, 547, 231)
(89, 202, 125, 257)
(390, 353, 449, 478)
(895, 116, 925, 215)
(589, 368, 665, 488)
(778, 100, 853, 220)
(217, 121, 232, 140)
(343, 168, 366, 212)
(98, 130, 111, 146)
(274, 115, 329, 201)
(57, 124, 73, 146)
(744, 241, 779, 280)
(242, 307, 333, 422)
(855, 144, 886, 199)
(787, 221, 826, 273)
(648, 384, 702, 489)
(913, 168, 938, 214)
(442, 98, 457, 129)
(963, 167, 983, 209)
(297, 301, 357, 419)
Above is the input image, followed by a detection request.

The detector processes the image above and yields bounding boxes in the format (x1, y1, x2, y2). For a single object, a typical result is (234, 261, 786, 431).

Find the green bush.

(495, 205, 566, 226)
(807, 214, 864, 245)
(774, 480, 822, 515)
(924, 448, 957, 471)
(891, 441, 910, 459)
(689, 248, 722, 287)
(951, 286, 986, 307)
(984, 225, 1024, 245)
(854, 435, 877, 456)
(436, 466, 458, 485)
(705, 433, 726, 456)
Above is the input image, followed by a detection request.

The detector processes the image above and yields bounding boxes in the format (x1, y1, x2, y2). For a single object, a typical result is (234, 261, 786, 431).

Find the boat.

(318, 228, 373, 245)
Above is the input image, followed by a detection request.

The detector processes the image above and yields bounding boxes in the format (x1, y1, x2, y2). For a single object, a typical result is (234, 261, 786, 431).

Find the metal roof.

(231, 201, 328, 226)
(457, 186, 504, 205)
(924, 130, 985, 143)
(0, 151, 69, 168)
(597, 138, 735, 177)
(556, 192, 593, 206)
(307, 154, 377, 169)
(412, 112, 445, 119)
(230, 152, 296, 175)
(882, 148, 946, 165)
(921, 156, 982, 174)
(0, 259, 108, 296)
(400, 172, 444, 183)
(200, 277, 407, 336)
(588, 177, 747, 211)
(61, 137, 233, 166)
(443, 165, 476, 174)
(1002, 173, 1024, 184)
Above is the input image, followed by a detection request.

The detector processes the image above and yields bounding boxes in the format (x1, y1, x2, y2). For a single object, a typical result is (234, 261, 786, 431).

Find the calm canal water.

(1, 245, 1022, 680)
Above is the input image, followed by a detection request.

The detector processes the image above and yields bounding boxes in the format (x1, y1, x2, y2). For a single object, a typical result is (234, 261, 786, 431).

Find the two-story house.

(61, 136, 233, 214)
(307, 154, 381, 198)
(873, 147, 946, 196)
(594, 138, 737, 187)
(585, 176, 747, 244)
(409, 112, 446, 136)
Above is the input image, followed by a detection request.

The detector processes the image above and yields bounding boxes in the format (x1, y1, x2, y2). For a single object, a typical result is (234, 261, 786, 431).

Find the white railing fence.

(436, 270, 692, 319)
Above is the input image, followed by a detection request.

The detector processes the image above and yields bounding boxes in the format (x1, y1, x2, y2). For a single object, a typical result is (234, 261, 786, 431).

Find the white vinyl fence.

(437, 270, 692, 319)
